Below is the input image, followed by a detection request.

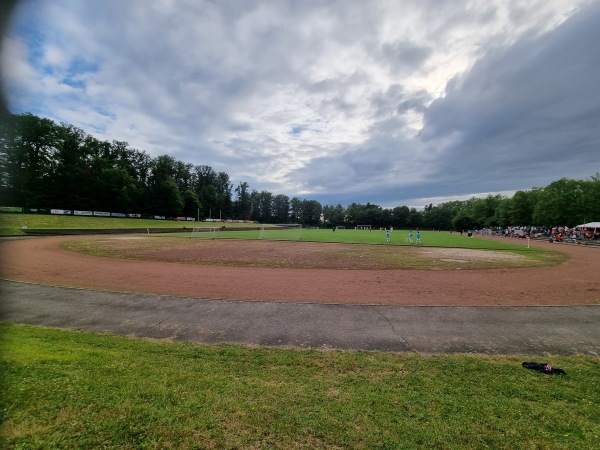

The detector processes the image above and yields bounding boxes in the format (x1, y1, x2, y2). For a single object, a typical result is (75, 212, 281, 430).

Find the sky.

(1, 0, 599, 209)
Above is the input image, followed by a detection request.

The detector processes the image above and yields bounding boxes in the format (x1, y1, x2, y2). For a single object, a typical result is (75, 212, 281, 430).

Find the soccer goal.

(335, 226, 345, 230)
(258, 224, 303, 241)
(190, 227, 220, 239)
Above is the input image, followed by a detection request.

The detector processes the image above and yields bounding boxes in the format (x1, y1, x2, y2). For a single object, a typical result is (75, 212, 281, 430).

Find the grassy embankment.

(1, 323, 598, 449)
(0, 213, 258, 236)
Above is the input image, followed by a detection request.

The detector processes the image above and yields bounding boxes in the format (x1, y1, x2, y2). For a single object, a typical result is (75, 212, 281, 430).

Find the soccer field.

(167, 227, 533, 252)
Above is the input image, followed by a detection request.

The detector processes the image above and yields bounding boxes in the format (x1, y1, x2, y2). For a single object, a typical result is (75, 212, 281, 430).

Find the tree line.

(1, 113, 599, 228)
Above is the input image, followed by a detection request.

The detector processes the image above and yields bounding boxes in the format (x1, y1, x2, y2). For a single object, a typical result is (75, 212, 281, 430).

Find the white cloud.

(1, 0, 597, 208)
(1, 36, 36, 90)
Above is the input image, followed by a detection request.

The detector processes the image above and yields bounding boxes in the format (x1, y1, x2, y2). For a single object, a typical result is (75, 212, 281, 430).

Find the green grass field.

(56, 225, 561, 269)
(185, 226, 534, 250)
(1, 213, 541, 254)
(1, 323, 598, 449)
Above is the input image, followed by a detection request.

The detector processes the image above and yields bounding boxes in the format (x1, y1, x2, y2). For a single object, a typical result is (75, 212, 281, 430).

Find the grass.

(61, 235, 565, 270)
(59, 227, 563, 270)
(1, 323, 598, 449)
(0, 215, 588, 448)
(185, 227, 540, 250)
(0, 214, 559, 263)
(0, 213, 259, 236)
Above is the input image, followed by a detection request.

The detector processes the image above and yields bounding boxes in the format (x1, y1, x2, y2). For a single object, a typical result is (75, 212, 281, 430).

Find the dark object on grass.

(522, 361, 566, 375)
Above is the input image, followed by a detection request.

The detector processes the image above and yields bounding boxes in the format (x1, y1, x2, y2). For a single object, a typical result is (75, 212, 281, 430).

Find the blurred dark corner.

(0, 0, 18, 119)
(0, 1, 16, 323)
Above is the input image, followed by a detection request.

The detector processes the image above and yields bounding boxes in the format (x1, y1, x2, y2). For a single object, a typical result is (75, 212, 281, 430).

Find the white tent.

(576, 222, 600, 229)
(576, 222, 600, 239)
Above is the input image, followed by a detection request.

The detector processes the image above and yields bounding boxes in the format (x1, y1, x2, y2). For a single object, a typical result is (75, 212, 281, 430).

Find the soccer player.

(416, 231, 421, 244)
(408, 230, 413, 243)
(386, 230, 390, 243)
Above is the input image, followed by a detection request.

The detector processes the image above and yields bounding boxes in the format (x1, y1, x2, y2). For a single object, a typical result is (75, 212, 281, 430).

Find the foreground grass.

(1, 324, 598, 449)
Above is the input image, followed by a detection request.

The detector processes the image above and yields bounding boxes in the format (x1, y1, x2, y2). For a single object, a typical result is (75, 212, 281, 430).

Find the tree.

(182, 189, 201, 219)
(463, 195, 503, 229)
(149, 155, 184, 216)
(151, 177, 183, 216)
(272, 194, 290, 223)
(493, 197, 511, 228)
(533, 178, 585, 226)
(322, 204, 345, 227)
(508, 190, 535, 225)
(215, 172, 233, 218)
(391, 205, 410, 229)
(259, 191, 274, 223)
(234, 181, 251, 220)
(193, 165, 221, 219)
(51, 124, 89, 209)
(249, 190, 274, 223)
(344, 203, 385, 228)
(289, 197, 303, 223)
(423, 203, 453, 230)
(406, 208, 423, 229)
(91, 167, 136, 212)
(581, 175, 600, 223)
(200, 185, 219, 219)
(300, 199, 322, 226)
(4, 112, 599, 227)
(452, 210, 474, 232)
(0, 113, 60, 207)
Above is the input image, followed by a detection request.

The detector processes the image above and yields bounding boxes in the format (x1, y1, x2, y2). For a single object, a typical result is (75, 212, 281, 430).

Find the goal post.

(190, 227, 220, 239)
(258, 224, 303, 241)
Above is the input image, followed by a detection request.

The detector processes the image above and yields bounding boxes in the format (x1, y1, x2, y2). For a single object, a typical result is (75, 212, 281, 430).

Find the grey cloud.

(369, 84, 432, 119)
(396, 91, 431, 114)
(418, 1, 600, 194)
(381, 40, 432, 73)
(284, 1, 600, 206)
(3, 0, 596, 210)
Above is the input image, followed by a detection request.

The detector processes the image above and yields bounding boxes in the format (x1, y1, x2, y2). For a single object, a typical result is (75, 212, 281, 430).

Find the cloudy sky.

(1, 0, 599, 209)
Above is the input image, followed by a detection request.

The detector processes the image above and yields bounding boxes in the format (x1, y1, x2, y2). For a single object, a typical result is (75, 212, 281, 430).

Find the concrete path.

(2, 280, 599, 356)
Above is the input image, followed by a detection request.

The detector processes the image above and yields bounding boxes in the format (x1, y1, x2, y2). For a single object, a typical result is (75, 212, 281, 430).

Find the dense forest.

(1, 113, 599, 229)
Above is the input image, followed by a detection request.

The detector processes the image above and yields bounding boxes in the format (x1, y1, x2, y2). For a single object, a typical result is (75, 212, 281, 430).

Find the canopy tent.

(576, 222, 600, 229)
(576, 222, 600, 239)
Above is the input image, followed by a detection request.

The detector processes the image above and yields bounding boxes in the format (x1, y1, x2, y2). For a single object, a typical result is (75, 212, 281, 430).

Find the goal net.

(258, 224, 302, 241)
(190, 227, 220, 239)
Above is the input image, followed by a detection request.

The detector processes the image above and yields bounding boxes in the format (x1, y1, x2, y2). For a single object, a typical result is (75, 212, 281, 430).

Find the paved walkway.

(2, 280, 599, 356)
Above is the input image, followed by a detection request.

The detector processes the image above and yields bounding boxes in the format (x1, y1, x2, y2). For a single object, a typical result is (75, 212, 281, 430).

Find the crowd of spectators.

(470, 225, 599, 241)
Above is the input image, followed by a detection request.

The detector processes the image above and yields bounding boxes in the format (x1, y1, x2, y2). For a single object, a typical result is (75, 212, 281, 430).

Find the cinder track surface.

(1, 235, 599, 355)
(1, 235, 599, 306)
